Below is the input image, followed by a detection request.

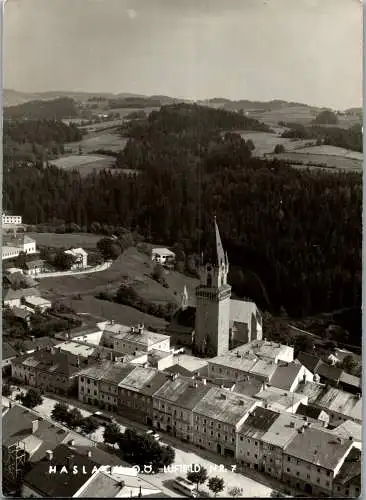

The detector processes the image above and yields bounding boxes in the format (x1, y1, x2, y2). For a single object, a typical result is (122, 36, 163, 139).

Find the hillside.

(4, 97, 79, 120)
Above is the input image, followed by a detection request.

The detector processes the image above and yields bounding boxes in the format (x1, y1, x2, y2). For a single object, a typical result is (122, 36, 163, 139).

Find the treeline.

(3, 119, 83, 163)
(108, 97, 161, 109)
(4, 97, 79, 120)
(279, 122, 362, 152)
(3, 105, 361, 325)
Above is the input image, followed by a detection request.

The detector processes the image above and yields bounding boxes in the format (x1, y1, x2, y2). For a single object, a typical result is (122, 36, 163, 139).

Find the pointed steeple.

(202, 216, 226, 266)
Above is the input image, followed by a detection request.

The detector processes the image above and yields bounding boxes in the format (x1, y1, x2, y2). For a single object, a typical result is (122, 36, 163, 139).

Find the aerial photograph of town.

(1, 0, 362, 498)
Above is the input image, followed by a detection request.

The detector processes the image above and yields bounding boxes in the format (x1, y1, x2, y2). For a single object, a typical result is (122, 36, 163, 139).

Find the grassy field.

(269, 151, 362, 172)
(66, 132, 128, 154)
(238, 130, 314, 156)
(66, 295, 168, 330)
(39, 246, 198, 306)
(50, 154, 115, 176)
(27, 232, 101, 249)
(295, 145, 363, 160)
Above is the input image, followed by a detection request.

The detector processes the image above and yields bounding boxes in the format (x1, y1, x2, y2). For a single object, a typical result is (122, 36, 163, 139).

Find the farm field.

(238, 130, 314, 156)
(27, 232, 101, 249)
(269, 151, 362, 171)
(247, 105, 361, 128)
(294, 144, 363, 160)
(49, 154, 115, 175)
(66, 131, 127, 154)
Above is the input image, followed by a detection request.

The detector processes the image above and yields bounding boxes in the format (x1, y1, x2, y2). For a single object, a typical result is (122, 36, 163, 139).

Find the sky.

(3, 0, 363, 109)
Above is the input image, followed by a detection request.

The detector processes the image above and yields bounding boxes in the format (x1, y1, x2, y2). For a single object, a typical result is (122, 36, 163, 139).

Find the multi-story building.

(314, 387, 362, 426)
(283, 426, 357, 497)
(102, 322, 171, 354)
(12, 347, 83, 395)
(64, 247, 88, 269)
(152, 376, 211, 442)
(236, 406, 280, 471)
(192, 386, 260, 458)
(259, 413, 308, 480)
(118, 366, 170, 425)
(332, 447, 361, 498)
(254, 385, 308, 413)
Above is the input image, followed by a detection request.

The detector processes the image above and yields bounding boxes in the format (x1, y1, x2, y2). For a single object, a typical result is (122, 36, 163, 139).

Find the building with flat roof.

(283, 426, 356, 497)
(192, 386, 260, 457)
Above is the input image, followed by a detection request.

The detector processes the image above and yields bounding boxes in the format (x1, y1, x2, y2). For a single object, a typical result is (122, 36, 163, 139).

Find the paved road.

(36, 260, 112, 279)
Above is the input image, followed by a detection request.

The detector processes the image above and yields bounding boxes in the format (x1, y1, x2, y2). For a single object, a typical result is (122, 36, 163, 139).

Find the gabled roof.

(333, 448, 361, 487)
(270, 362, 303, 391)
(2, 341, 18, 360)
(238, 406, 279, 436)
(22, 337, 60, 352)
(284, 427, 354, 471)
(3, 287, 40, 301)
(12, 306, 32, 320)
(2, 404, 69, 463)
(295, 403, 325, 420)
(339, 371, 361, 389)
(24, 259, 44, 269)
(316, 362, 342, 383)
(297, 352, 322, 373)
(13, 347, 81, 378)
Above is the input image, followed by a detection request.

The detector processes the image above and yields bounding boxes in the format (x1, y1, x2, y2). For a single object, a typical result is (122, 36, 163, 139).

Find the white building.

(2, 235, 37, 260)
(151, 247, 176, 265)
(65, 247, 88, 269)
(2, 214, 22, 225)
(102, 322, 171, 354)
(23, 296, 52, 313)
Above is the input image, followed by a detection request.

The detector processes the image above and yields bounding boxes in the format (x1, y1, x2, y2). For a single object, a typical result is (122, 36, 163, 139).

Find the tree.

(228, 487, 243, 498)
(313, 110, 338, 125)
(152, 263, 164, 281)
(2, 384, 12, 397)
(340, 355, 360, 376)
(20, 389, 43, 409)
(66, 408, 83, 429)
(273, 144, 285, 154)
(160, 445, 175, 467)
(51, 402, 70, 423)
(80, 417, 99, 435)
(208, 476, 225, 497)
(97, 237, 121, 260)
(187, 466, 208, 492)
(53, 250, 76, 270)
(103, 422, 122, 445)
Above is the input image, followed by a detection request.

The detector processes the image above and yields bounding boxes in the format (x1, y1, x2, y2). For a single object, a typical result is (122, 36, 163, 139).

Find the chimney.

(30, 336, 35, 342)
(69, 439, 75, 446)
(349, 436, 353, 441)
(87, 450, 92, 458)
(290, 421, 295, 428)
(239, 400, 245, 406)
(202, 378, 207, 385)
(76, 356, 80, 367)
(32, 419, 39, 434)
(298, 427, 304, 434)
(46, 450, 53, 461)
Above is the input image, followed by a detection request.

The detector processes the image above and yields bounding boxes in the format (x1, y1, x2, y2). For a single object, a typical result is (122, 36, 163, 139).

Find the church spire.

(202, 216, 226, 266)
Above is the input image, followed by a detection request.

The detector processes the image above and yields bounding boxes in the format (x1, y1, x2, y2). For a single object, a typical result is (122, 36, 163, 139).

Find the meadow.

(238, 130, 314, 156)
(27, 232, 102, 249)
(49, 154, 115, 176)
(269, 151, 362, 172)
(66, 132, 128, 154)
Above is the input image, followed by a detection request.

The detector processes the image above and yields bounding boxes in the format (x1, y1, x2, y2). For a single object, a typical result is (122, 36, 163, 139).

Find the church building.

(168, 219, 263, 357)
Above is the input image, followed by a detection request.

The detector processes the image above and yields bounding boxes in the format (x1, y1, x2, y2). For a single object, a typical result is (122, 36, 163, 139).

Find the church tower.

(194, 218, 231, 357)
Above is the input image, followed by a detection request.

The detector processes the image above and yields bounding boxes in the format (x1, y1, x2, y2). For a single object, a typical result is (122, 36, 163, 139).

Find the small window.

(287, 468, 290, 473)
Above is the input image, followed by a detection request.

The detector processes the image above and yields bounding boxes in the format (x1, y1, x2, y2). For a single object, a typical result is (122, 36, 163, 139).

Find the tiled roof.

(269, 362, 303, 391)
(2, 341, 18, 360)
(22, 337, 60, 352)
(316, 387, 362, 421)
(238, 406, 279, 436)
(297, 352, 322, 373)
(24, 259, 45, 269)
(316, 362, 342, 382)
(295, 403, 324, 420)
(154, 377, 211, 410)
(3, 287, 40, 301)
(193, 387, 257, 425)
(12, 306, 32, 320)
(339, 371, 361, 389)
(13, 348, 82, 378)
(261, 413, 308, 448)
(333, 448, 361, 486)
(295, 381, 326, 403)
(330, 420, 362, 442)
(284, 427, 354, 471)
(2, 404, 69, 463)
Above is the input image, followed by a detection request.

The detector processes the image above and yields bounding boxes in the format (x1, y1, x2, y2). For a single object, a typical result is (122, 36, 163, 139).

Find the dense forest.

(4, 97, 79, 120)
(3, 104, 361, 324)
(279, 122, 362, 152)
(107, 97, 162, 109)
(3, 119, 83, 163)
